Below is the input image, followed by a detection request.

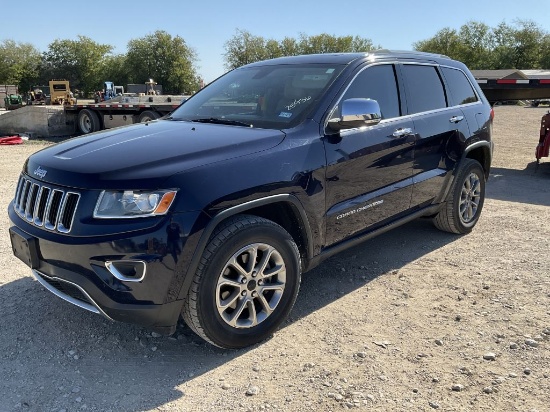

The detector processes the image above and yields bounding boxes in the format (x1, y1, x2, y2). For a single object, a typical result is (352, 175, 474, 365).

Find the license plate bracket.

(9, 227, 40, 269)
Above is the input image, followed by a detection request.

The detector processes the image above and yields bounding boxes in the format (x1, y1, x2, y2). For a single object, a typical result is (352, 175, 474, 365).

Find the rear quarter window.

(441, 66, 479, 106)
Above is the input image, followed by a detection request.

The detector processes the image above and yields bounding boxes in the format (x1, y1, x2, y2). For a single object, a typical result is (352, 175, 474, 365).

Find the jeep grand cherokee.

(8, 51, 493, 349)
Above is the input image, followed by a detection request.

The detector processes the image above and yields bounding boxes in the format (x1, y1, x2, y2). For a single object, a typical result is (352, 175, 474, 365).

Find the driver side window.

(340, 65, 401, 119)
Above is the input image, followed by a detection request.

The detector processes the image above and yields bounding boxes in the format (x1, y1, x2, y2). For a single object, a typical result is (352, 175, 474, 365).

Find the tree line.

(1, 21, 548, 98)
(413, 20, 550, 70)
(0, 31, 200, 97)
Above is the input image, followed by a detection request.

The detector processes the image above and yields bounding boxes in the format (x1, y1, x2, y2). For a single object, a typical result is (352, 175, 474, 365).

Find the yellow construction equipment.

(49, 80, 77, 105)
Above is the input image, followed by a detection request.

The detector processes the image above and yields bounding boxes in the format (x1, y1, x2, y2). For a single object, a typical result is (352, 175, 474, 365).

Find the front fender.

(175, 194, 313, 301)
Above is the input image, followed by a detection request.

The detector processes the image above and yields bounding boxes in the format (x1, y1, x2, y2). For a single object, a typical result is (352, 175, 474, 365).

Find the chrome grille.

(13, 175, 80, 233)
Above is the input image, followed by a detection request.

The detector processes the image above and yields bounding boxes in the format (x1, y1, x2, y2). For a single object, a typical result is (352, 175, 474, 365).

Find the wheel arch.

(177, 194, 313, 300)
(432, 140, 492, 208)
(463, 141, 492, 180)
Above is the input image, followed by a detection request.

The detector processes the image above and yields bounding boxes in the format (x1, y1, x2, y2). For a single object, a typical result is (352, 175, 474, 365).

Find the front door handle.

(392, 127, 413, 138)
(449, 115, 464, 123)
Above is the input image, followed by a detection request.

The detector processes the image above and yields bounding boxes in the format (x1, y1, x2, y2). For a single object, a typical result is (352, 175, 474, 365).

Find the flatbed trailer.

(476, 78, 550, 104)
(64, 95, 188, 134)
(474, 78, 550, 163)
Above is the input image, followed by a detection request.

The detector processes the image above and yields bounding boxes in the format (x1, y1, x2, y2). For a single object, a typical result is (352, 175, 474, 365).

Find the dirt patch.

(0, 105, 548, 411)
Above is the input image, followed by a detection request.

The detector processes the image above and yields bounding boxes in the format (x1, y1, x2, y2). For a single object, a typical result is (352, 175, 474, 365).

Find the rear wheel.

(433, 158, 485, 234)
(182, 215, 301, 349)
(77, 109, 101, 134)
(138, 110, 160, 123)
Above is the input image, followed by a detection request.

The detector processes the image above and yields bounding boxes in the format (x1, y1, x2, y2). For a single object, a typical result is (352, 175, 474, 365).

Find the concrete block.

(0, 106, 76, 138)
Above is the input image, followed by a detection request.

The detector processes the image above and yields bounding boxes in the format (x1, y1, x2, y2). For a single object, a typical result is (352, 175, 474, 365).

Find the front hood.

(25, 120, 285, 189)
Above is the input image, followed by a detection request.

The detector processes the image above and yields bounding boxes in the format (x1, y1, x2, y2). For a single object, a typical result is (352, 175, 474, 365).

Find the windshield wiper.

(191, 118, 253, 127)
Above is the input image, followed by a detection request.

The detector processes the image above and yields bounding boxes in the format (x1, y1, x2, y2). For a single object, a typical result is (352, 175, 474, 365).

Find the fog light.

(105, 260, 146, 282)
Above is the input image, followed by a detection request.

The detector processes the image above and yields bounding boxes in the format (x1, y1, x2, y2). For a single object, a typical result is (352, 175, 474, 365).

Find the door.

(399, 64, 472, 208)
(324, 64, 415, 246)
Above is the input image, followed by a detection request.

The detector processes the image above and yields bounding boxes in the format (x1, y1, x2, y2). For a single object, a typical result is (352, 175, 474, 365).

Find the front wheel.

(433, 158, 486, 234)
(182, 215, 301, 349)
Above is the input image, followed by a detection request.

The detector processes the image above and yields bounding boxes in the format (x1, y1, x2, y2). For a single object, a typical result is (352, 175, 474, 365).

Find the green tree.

(492, 20, 547, 69)
(540, 35, 550, 69)
(298, 33, 335, 54)
(223, 29, 272, 70)
(102, 54, 130, 90)
(456, 21, 494, 69)
(415, 20, 549, 70)
(415, 21, 495, 69)
(280, 37, 300, 56)
(297, 33, 376, 54)
(41, 36, 113, 96)
(223, 29, 378, 70)
(265, 39, 283, 60)
(0, 40, 41, 93)
(125, 31, 199, 94)
(350, 36, 378, 52)
(413, 27, 464, 60)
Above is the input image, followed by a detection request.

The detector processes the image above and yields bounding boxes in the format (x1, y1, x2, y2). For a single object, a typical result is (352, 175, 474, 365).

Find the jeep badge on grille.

(33, 166, 47, 179)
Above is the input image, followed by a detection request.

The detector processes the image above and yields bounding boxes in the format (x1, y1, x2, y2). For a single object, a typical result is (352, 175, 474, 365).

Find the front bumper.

(8, 205, 203, 335)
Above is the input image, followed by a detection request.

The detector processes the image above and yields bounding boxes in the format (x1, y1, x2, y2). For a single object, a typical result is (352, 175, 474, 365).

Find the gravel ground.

(0, 105, 549, 412)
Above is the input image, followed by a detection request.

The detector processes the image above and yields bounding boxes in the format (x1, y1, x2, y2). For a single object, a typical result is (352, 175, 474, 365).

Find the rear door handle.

(392, 127, 413, 138)
(449, 115, 464, 123)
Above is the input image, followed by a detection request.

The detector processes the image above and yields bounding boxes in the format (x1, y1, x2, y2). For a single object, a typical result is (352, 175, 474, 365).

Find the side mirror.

(328, 98, 382, 131)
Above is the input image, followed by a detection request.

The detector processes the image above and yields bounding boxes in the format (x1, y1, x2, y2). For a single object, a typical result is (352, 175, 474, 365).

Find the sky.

(1, 0, 549, 83)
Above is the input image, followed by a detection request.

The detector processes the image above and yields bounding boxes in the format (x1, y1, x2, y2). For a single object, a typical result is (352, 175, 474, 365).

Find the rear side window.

(340, 64, 400, 119)
(441, 67, 478, 106)
(402, 65, 447, 114)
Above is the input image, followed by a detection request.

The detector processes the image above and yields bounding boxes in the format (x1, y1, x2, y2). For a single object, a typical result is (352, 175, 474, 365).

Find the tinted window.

(441, 67, 478, 106)
(340, 65, 400, 119)
(402, 65, 446, 114)
(171, 64, 343, 129)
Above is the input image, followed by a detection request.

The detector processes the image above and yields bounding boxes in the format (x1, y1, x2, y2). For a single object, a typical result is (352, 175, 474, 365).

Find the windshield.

(170, 63, 344, 129)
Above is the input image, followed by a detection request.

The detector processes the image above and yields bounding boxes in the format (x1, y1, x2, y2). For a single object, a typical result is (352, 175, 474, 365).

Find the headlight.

(94, 189, 177, 218)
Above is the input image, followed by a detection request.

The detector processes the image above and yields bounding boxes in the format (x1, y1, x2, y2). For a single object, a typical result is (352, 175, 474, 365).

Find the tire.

(77, 109, 101, 134)
(433, 158, 486, 234)
(182, 215, 301, 349)
(138, 110, 160, 123)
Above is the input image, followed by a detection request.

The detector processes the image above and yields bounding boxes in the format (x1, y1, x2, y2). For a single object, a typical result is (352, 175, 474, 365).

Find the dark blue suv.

(8, 51, 493, 348)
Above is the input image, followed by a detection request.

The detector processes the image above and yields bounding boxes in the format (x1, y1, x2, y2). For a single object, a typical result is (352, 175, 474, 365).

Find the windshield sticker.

(302, 74, 329, 81)
(285, 96, 311, 111)
(326, 69, 335, 73)
(279, 112, 293, 118)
